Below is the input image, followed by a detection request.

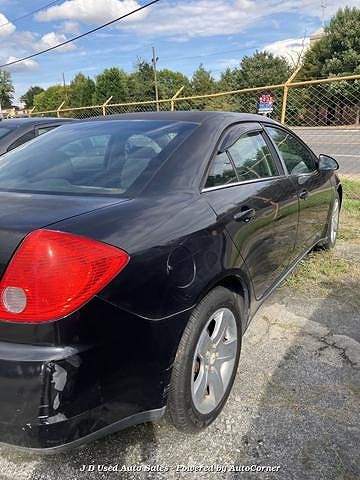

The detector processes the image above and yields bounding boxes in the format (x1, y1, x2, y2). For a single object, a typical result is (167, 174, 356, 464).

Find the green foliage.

(157, 69, 190, 99)
(94, 67, 128, 104)
(20, 86, 44, 109)
(191, 64, 216, 94)
(297, 7, 360, 126)
(302, 7, 360, 79)
(0, 70, 15, 109)
(33, 85, 66, 111)
(127, 60, 155, 102)
(69, 73, 95, 107)
(236, 51, 291, 88)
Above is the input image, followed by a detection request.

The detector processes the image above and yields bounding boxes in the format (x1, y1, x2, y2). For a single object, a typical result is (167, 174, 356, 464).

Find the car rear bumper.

(0, 338, 167, 452)
(0, 407, 165, 454)
(0, 302, 191, 452)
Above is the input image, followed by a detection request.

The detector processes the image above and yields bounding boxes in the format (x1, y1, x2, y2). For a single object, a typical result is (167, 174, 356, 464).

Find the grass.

(284, 176, 360, 307)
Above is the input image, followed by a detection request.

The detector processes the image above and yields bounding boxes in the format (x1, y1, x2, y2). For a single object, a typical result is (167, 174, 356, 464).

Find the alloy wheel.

(191, 307, 238, 414)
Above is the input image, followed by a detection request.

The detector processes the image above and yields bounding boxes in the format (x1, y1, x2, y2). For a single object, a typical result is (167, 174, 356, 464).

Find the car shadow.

(0, 421, 159, 480)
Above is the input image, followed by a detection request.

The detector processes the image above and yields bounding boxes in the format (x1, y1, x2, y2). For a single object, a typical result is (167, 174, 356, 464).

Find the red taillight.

(0, 230, 129, 323)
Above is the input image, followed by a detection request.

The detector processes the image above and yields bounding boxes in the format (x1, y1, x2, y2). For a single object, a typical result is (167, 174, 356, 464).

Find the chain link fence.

(28, 73, 360, 173)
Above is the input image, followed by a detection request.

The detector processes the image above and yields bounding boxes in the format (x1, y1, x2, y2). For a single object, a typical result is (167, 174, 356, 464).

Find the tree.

(217, 68, 238, 92)
(191, 64, 216, 95)
(94, 67, 128, 104)
(33, 85, 66, 112)
(0, 70, 15, 109)
(68, 73, 95, 107)
(128, 60, 155, 102)
(20, 86, 44, 109)
(302, 7, 360, 79)
(235, 51, 291, 88)
(157, 69, 190, 99)
(299, 7, 360, 125)
(188, 64, 217, 110)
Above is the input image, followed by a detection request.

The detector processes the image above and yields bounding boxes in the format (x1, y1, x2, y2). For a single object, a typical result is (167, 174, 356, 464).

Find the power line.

(0, 0, 61, 30)
(0, 0, 161, 69)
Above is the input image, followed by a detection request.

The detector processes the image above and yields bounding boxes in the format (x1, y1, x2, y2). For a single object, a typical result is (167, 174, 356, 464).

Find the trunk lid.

(0, 191, 126, 276)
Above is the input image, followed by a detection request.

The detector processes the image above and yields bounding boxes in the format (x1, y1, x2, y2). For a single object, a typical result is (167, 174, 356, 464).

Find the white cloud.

(123, 0, 265, 38)
(36, 0, 147, 24)
(36, 32, 76, 52)
(263, 37, 311, 66)
(4, 57, 39, 72)
(62, 20, 81, 34)
(0, 12, 15, 36)
(34, 0, 360, 39)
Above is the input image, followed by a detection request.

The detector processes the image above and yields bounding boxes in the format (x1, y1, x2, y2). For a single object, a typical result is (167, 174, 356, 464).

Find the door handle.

(299, 189, 309, 200)
(233, 208, 256, 223)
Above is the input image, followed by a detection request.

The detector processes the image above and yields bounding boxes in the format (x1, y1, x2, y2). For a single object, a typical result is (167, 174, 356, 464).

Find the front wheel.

(321, 193, 340, 250)
(167, 286, 243, 432)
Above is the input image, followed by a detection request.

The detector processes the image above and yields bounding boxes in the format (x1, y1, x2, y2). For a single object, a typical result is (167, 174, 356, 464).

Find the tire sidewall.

(328, 193, 340, 249)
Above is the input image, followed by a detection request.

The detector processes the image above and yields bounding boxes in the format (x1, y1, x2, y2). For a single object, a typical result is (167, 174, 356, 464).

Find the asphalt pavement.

(293, 127, 360, 175)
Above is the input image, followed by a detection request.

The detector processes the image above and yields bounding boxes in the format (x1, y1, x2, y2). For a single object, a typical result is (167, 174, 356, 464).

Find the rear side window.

(266, 126, 317, 175)
(7, 130, 36, 151)
(228, 132, 278, 181)
(205, 152, 237, 188)
(37, 126, 57, 136)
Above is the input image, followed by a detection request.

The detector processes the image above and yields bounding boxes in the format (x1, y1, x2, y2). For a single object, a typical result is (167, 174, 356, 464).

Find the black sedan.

(0, 112, 341, 452)
(0, 117, 75, 155)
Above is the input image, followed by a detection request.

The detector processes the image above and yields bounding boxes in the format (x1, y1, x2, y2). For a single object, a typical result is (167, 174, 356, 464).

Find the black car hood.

(0, 191, 127, 276)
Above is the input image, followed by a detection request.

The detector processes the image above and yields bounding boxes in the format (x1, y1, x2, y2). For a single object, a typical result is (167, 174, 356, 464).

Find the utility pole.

(62, 72, 68, 103)
(321, 0, 326, 27)
(152, 46, 159, 112)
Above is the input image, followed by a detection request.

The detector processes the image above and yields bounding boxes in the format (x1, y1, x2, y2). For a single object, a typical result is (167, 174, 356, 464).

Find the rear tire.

(167, 286, 243, 432)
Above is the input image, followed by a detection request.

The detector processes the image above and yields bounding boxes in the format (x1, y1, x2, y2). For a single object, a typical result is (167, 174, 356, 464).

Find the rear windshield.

(0, 120, 197, 196)
(0, 127, 12, 139)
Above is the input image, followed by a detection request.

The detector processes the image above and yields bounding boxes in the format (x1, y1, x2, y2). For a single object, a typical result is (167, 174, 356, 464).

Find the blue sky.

(0, 0, 358, 103)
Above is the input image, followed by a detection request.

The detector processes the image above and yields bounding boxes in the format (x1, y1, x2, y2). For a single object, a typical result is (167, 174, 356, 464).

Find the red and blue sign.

(257, 93, 274, 113)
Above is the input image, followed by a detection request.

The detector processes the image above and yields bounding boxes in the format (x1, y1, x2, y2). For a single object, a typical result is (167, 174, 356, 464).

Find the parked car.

(0, 112, 341, 452)
(0, 117, 75, 155)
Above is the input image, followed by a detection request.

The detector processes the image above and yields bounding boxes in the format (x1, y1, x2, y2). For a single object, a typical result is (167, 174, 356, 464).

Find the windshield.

(0, 120, 197, 197)
(0, 127, 12, 139)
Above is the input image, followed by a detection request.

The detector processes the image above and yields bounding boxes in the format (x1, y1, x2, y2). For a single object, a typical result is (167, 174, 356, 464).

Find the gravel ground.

(0, 241, 359, 480)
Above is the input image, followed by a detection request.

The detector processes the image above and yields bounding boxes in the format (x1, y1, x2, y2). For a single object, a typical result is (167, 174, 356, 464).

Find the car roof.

(0, 117, 74, 128)
(81, 111, 280, 126)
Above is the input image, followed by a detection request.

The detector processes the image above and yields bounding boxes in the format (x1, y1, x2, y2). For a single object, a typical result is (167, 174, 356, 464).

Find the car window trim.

(202, 174, 287, 192)
(262, 123, 319, 176)
(201, 124, 283, 192)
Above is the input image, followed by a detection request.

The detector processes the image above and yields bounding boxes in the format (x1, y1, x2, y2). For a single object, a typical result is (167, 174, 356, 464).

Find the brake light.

(0, 230, 129, 323)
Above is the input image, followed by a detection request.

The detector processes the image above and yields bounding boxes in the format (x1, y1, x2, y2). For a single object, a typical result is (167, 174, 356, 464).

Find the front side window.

(205, 152, 237, 188)
(228, 132, 279, 181)
(0, 120, 197, 196)
(266, 126, 317, 175)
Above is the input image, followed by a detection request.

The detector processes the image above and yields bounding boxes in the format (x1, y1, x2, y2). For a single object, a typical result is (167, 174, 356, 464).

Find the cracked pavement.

(0, 241, 359, 480)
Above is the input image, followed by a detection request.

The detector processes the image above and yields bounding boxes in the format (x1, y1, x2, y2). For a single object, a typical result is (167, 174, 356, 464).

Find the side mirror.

(318, 154, 339, 171)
